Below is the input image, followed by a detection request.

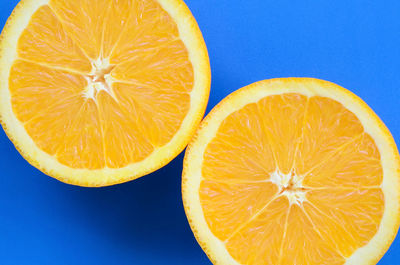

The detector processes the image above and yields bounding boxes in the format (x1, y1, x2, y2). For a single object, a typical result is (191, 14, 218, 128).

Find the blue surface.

(0, 0, 399, 264)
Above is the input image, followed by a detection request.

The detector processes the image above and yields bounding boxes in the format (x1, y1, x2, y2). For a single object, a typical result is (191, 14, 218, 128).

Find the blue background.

(1, 0, 399, 264)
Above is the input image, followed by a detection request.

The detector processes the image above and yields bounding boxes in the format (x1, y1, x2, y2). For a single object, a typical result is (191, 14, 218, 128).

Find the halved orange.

(0, 0, 210, 186)
(182, 78, 400, 264)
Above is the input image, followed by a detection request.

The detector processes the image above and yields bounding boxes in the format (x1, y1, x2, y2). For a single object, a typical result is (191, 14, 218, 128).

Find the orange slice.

(182, 78, 400, 264)
(0, 0, 210, 186)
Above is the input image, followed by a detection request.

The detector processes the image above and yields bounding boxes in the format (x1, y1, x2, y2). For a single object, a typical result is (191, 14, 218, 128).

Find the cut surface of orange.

(0, 0, 210, 186)
(182, 78, 400, 265)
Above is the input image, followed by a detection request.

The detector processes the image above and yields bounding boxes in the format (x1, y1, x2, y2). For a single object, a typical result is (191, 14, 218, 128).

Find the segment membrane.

(280, 204, 345, 264)
(49, 0, 110, 59)
(306, 188, 384, 257)
(96, 91, 154, 168)
(225, 197, 289, 265)
(257, 94, 308, 174)
(200, 180, 279, 241)
(108, 0, 180, 64)
(295, 96, 364, 175)
(112, 82, 191, 147)
(303, 133, 383, 188)
(17, 5, 92, 73)
(202, 102, 276, 182)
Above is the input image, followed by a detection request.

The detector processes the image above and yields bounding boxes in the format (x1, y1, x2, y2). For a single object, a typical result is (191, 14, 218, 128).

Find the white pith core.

(83, 58, 116, 101)
(270, 170, 307, 205)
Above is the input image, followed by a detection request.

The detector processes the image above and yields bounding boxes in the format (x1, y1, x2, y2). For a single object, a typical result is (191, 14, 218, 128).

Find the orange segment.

(17, 6, 92, 73)
(55, 100, 105, 169)
(96, 91, 154, 168)
(109, 0, 179, 64)
(111, 40, 193, 92)
(280, 204, 344, 265)
(182, 78, 400, 265)
(200, 180, 278, 241)
(9, 60, 85, 123)
(302, 201, 359, 257)
(302, 188, 384, 258)
(113, 82, 191, 147)
(295, 96, 364, 175)
(306, 188, 384, 253)
(49, 0, 109, 59)
(225, 197, 289, 265)
(23, 96, 84, 156)
(257, 94, 308, 174)
(1, 0, 210, 186)
(303, 133, 383, 188)
(202, 102, 275, 182)
(101, 0, 134, 58)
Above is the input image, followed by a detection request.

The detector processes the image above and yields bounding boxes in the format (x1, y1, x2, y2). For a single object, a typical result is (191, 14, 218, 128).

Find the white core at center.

(270, 170, 307, 205)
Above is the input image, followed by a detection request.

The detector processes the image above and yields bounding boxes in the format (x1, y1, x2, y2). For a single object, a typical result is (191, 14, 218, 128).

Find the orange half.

(182, 78, 400, 264)
(0, 0, 210, 186)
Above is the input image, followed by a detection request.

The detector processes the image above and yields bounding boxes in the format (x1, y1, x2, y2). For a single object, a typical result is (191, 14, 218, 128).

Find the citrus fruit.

(182, 78, 400, 264)
(0, 0, 210, 186)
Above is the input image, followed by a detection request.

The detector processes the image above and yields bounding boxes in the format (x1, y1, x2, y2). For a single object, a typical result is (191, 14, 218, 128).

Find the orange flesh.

(200, 94, 384, 264)
(10, 0, 194, 169)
